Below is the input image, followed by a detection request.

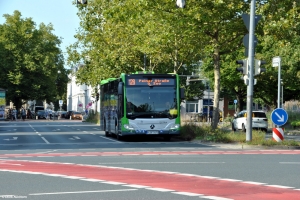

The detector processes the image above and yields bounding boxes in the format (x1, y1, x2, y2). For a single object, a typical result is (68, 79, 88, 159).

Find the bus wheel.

(163, 135, 171, 141)
(117, 134, 122, 141)
(104, 120, 109, 137)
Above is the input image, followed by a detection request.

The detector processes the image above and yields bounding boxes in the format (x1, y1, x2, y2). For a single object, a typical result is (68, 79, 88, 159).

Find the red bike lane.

(0, 159, 299, 200)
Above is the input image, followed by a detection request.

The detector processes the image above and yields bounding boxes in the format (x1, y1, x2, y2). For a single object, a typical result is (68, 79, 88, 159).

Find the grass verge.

(180, 122, 300, 147)
(84, 112, 100, 124)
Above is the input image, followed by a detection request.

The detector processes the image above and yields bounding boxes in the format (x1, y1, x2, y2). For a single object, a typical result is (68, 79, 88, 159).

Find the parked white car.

(232, 110, 268, 132)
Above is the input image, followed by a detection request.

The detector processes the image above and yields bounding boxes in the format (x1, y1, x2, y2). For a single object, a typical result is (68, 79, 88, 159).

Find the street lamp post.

(55, 70, 61, 120)
(281, 80, 283, 108)
(272, 56, 281, 109)
(207, 88, 210, 123)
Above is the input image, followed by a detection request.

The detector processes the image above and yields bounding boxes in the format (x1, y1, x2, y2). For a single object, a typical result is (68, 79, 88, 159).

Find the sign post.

(233, 99, 237, 113)
(271, 108, 288, 142)
(272, 56, 282, 109)
(58, 100, 63, 119)
(59, 100, 63, 111)
(271, 108, 288, 127)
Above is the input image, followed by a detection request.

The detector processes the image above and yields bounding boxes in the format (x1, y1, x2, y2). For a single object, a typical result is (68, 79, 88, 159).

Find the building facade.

(67, 68, 99, 113)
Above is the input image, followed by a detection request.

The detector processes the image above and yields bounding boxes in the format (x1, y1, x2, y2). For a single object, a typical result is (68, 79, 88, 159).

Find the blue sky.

(0, 0, 81, 67)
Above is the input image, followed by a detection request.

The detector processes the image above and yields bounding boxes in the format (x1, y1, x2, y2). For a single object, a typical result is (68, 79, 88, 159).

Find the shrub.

(290, 120, 300, 128)
(180, 123, 199, 141)
(180, 123, 234, 143)
(179, 123, 300, 147)
(85, 112, 100, 124)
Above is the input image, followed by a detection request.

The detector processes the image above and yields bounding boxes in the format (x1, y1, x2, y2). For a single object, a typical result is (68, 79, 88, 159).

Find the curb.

(193, 141, 300, 150)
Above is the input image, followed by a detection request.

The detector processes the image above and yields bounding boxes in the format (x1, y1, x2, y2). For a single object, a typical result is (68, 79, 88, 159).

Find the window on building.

(186, 102, 198, 113)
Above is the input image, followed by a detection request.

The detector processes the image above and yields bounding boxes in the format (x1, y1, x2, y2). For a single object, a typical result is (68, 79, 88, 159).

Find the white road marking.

(204, 196, 233, 200)
(218, 178, 241, 182)
(81, 178, 104, 182)
(146, 188, 175, 192)
(102, 181, 127, 185)
(41, 137, 50, 144)
(33, 150, 57, 154)
(123, 184, 150, 188)
(172, 192, 202, 196)
(1, 162, 300, 199)
(99, 136, 122, 143)
(3, 137, 18, 141)
(37, 156, 53, 158)
(63, 176, 86, 179)
(266, 185, 294, 189)
(243, 181, 266, 185)
(29, 189, 137, 196)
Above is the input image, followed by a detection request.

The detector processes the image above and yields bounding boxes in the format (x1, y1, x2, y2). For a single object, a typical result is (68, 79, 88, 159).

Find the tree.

(68, 0, 249, 130)
(67, 0, 204, 86)
(68, 0, 300, 129)
(254, 0, 300, 108)
(0, 11, 67, 109)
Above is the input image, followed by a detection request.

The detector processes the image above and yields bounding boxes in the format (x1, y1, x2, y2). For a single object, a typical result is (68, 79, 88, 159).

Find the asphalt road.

(0, 120, 300, 200)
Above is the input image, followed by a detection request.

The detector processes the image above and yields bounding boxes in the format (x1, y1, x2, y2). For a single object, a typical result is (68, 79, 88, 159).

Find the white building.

(66, 67, 99, 113)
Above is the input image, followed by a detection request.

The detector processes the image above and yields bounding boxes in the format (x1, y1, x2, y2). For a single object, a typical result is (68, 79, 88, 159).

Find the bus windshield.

(125, 86, 177, 119)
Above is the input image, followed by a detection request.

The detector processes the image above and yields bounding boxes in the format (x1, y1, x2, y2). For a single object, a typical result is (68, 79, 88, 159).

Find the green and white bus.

(100, 72, 185, 140)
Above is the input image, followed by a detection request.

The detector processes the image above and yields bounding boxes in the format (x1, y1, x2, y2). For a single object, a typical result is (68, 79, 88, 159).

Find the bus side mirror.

(118, 82, 124, 95)
(180, 88, 185, 99)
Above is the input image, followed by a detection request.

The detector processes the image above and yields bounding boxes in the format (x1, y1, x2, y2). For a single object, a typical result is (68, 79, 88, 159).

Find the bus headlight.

(124, 124, 134, 130)
(170, 124, 180, 130)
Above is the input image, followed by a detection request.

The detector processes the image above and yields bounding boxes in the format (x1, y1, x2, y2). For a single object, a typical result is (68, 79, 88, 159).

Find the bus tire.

(104, 120, 109, 137)
(117, 134, 122, 141)
(163, 135, 171, 141)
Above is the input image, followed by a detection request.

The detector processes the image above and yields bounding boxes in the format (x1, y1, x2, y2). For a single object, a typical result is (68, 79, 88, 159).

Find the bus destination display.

(128, 78, 175, 86)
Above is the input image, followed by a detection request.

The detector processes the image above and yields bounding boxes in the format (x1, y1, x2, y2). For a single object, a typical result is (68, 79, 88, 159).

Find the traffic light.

(254, 59, 266, 75)
(236, 59, 248, 75)
(96, 93, 99, 101)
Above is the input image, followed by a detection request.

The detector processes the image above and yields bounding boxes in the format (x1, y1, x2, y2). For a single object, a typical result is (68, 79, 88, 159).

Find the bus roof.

(100, 78, 117, 85)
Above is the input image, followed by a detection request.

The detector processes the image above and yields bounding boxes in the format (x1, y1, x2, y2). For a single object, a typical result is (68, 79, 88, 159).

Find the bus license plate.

(147, 131, 158, 134)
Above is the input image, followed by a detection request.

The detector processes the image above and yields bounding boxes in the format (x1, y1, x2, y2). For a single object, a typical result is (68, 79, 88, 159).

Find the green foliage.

(180, 123, 300, 147)
(0, 10, 68, 109)
(259, 139, 300, 147)
(180, 123, 198, 141)
(179, 77, 205, 101)
(180, 123, 233, 143)
(251, 1, 300, 107)
(85, 112, 100, 124)
(69, 0, 300, 128)
(290, 120, 300, 128)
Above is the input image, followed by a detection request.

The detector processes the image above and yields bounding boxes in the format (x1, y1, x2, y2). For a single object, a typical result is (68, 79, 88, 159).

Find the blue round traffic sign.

(234, 99, 237, 104)
(271, 108, 288, 126)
